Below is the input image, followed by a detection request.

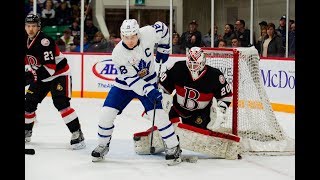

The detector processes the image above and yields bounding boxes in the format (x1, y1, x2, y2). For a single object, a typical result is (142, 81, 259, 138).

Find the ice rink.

(25, 97, 295, 180)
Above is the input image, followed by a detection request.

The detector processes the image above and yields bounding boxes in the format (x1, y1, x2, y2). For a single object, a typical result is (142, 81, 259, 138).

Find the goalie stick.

(25, 148, 35, 155)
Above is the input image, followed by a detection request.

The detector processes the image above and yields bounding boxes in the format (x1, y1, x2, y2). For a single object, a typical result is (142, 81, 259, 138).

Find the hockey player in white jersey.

(91, 19, 181, 164)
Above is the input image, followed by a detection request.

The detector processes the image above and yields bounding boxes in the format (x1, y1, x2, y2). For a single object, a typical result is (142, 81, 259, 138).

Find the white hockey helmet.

(120, 19, 140, 37)
(186, 47, 206, 79)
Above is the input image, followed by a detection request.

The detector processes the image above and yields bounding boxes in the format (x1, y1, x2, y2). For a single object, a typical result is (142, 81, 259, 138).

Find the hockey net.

(202, 46, 294, 156)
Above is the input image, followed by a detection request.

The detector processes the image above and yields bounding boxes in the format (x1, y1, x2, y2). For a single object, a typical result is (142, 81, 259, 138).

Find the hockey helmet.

(186, 47, 206, 76)
(120, 19, 140, 37)
(25, 14, 41, 27)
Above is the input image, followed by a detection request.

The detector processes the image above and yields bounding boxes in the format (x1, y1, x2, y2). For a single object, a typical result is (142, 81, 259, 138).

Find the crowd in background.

(173, 17, 295, 58)
(25, 0, 116, 53)
(25, 0, 295, 58)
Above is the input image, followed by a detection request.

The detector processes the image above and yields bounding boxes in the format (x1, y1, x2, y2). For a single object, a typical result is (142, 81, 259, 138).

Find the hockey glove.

(161, 91, 173, 113)
(147, 89, 163, 103)
(155, 52, 169, 63)
(25, 71, 34, 86)
(207, 97, 229, 131)
(25, 65, 38, 85)
(155, 44, 170, 63)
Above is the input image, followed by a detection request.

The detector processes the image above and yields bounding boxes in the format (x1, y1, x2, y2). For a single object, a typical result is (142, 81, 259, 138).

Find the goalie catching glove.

(207, 97, 229, 131)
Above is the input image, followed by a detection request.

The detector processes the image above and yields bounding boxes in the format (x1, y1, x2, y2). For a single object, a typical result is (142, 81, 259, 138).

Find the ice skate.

(70, 129, 85, 150)
(25, 130, 32, 143)
(165, 144, 182, 166)
(91, 144, 110, 162)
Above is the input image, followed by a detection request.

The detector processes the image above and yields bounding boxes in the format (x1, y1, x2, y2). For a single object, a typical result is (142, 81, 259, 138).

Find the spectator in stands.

(55, 1, 73, 26)
(202, 25, 221, 47)
(259, 21, 267, 31)
(70, 21, 81, 43)
(71, 3, 81, 22)
(84, 2, 93, 20)
(234, 19, 250, 47)
(255, 27, 267, 55)
(56, 0, 72, 8)
(72, 34, 90, 52)
(43, 0, 59, 8)
(231, 37, 241, 47)
(172, 33, 185, 54)
(41, 0, 56, 27)
(86, 31, 114, 53)
(288, 23, 295, 57)
(260, 23, 284, 57)
(56, 28, 76, 52)
(289, 20, 295, 29)
(276, 15, 287, 50)
(109, 33, 121, 46)
(84, 18, 99, 42)
(180, 20, 202, 51)
(217, 40, 227, 48)
(222, 24, 236, 47)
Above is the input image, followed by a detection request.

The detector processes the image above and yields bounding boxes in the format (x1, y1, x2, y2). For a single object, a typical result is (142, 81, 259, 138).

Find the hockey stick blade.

(150, 147, 156, 154)
(25, 148, 35, 155)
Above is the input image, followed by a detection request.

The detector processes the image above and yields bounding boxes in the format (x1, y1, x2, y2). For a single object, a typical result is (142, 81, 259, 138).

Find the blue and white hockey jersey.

(111, 21, 170, 96)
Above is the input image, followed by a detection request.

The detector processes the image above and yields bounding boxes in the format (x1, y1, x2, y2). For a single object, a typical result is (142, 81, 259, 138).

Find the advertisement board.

(63, 53, 295, 113)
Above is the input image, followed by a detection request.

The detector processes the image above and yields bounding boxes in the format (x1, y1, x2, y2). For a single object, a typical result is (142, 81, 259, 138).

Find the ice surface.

(25, 97, 295, 180)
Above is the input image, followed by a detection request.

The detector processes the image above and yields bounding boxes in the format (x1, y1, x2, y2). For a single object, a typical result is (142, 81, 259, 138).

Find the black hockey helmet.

(25, 14, 41, 27)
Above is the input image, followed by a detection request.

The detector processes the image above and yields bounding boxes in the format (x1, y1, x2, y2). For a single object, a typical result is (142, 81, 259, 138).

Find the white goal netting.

(203, 46, 294, 155)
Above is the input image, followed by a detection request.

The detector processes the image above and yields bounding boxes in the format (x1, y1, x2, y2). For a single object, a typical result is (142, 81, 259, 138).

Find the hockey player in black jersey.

(24, 14, 85, 150)
(159, 46, 232, 130)
(133, 47, 240, 158)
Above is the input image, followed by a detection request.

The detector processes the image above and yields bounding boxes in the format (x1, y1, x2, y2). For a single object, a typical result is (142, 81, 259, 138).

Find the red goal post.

(201, 46, 294, 155)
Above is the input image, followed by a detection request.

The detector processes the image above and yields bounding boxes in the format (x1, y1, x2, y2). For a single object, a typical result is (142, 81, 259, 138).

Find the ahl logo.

(92, 59, 118, 81)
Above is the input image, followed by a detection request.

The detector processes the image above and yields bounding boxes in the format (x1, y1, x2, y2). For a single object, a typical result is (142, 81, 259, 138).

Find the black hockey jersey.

(159, 61, 232, 118)
(25, 31, 70, 82)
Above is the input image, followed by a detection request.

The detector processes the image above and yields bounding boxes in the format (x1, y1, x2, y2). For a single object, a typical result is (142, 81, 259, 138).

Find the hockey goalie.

(133, 47, 241, 160)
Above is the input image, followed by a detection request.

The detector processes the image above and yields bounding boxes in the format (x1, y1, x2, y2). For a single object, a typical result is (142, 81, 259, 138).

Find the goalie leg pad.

(133, 120, 180, 154)
(133, 128, 165, 154)
(176, 123, 241, 160)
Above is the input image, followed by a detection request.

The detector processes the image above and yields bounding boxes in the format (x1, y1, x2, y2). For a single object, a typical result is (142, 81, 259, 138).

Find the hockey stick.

(150, 59, 163, 154)
(25, 148, 35, 155)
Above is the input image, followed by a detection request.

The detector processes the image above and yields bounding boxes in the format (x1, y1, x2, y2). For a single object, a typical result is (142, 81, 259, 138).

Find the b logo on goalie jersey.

(180, 87, 200, 110)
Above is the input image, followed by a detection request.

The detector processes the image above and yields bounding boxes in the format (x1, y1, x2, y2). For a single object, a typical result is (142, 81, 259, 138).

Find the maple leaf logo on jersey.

(137, 60, 150, 78)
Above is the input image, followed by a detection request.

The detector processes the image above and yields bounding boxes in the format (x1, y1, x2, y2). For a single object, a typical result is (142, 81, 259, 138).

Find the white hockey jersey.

(111, 21, 170, 96)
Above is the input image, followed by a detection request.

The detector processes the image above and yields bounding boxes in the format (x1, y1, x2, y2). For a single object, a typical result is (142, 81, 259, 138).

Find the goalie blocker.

(133, 118, 241, 160)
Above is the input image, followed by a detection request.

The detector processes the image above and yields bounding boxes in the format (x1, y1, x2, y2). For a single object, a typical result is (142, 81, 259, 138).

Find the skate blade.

(71, 141, 86, 150)
(92, 156, 104, 162)
(167, 157, 182, 166)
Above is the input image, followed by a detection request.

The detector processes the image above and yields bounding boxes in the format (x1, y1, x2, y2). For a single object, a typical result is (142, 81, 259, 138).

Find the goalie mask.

(186, 47, 206, 80)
